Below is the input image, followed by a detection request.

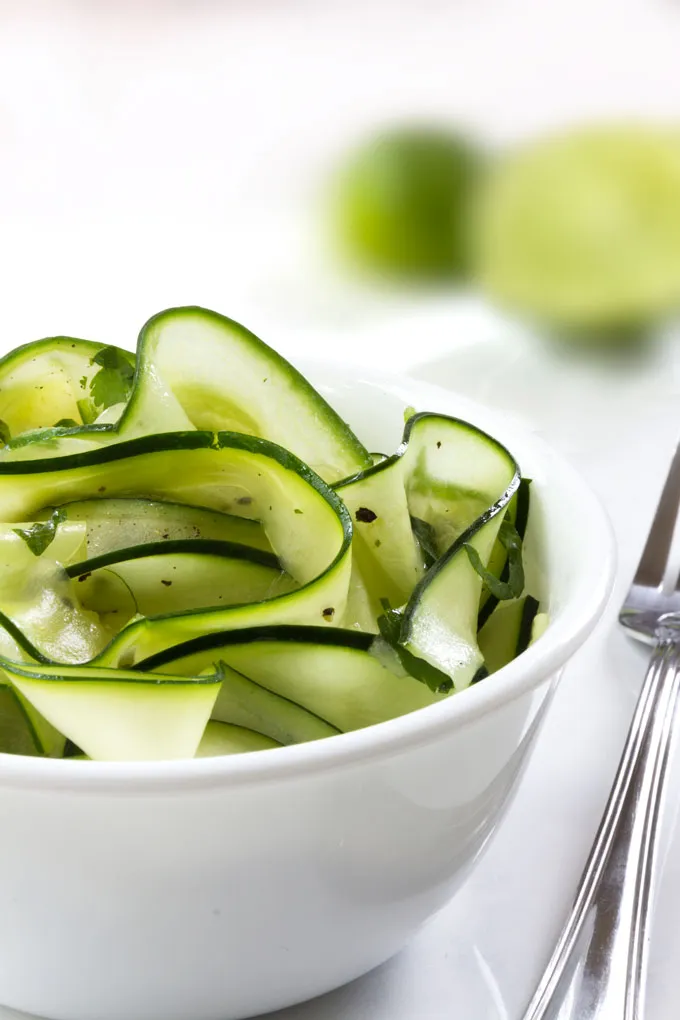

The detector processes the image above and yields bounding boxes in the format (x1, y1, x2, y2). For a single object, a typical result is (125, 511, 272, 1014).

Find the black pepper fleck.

(236, 496, 253, 505)
(355, 507, 377, 523)
(77, 572, 92, 582)
(161, 579, 172, 587)
(436, 441, 441, 449)
(322, 607, 335, 619)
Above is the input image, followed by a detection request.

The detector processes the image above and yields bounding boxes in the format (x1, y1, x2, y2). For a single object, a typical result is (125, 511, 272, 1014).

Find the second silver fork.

(521, 441, 680, 1020)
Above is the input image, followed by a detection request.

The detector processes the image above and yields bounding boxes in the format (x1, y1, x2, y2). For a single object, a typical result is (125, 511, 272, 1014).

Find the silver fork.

(521, 441, 680, 1020)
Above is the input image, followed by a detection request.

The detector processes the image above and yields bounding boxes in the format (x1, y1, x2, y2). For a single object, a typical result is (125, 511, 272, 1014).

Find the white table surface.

(0, 2, 679, 1018)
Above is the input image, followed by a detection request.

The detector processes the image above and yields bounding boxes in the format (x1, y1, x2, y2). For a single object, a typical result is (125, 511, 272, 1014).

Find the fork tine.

(634, 440, 680, 589)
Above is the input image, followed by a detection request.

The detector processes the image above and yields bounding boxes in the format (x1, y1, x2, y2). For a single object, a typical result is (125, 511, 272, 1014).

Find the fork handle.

(521, 624, 680, 1020)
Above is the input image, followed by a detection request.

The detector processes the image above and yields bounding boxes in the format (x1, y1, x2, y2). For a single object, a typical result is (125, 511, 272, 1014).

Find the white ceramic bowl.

(0, 365, 615, 1020)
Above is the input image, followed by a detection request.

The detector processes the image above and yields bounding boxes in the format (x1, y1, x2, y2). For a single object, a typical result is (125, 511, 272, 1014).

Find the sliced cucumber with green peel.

(0, 431, 352, 666)
(1, 518, 87, 566)
(121, 306, 371, 482)
(209, 662, 339, 744)
(0, 682, 67, 757)
(55, 498, 271, 557)
(0, 305, 544, 761)
(395, 427, 520, 691)
(0, 606, 65, 756)
(196, 720, 280, 757)
(139, 625, 440, 733)
(1, 659, 223, 761)
(478, 595, 540, 674)
(0, 684, 42, 755)
(478, 478, 531, 628)
(68, 540, 295, 625)
(336, 412, 521, 633)
(0, 526, 110, 664)
(0, 336, 134, 440)
(0, 308, 372, 483)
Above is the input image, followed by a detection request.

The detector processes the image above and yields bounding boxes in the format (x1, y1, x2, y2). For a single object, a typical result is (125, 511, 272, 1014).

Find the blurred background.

(0, 0, 674, 488)
(1, 3, 680, 1018)
(1, 0, 679, 350)
(0, 0, 676, 447)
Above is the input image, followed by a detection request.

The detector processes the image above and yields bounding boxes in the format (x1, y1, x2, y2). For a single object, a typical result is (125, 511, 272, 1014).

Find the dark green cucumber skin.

(0, 337, 135, 449)
(0, 428, 352, 547)
(213, 667, 340, 744)
(52, 498, 271, 557)
(400, 469, 520, 647)
(516, 595, 540, 656)
(136, 624, 375, 672)
(66, 539, 282, 578)
(2, 309, 372, 478)
(0, 610, 51, 664)
(333, 410, 516, 489)
(0, 336, 134, 372)
(334, 410, 522, 653)
(0, 429, 303, 474)
(135, 306, 373, 477)
(477, 477, 531, 631)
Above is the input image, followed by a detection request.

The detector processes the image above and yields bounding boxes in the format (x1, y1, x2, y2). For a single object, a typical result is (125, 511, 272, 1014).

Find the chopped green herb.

(464, 519, 525, 601)
(0, 419, 11, 446)
(410, 516, 438, 569)
(404, 405, 417, 423)
(13, 508, 67, 557)
(79, 375, 87, 390)
(294, 508, 303, 515)
(89, 347, 134, 409)
(53, 418, 79, 429)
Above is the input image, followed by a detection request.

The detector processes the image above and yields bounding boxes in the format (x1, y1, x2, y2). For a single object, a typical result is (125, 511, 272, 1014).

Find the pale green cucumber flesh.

(196, 720, 280, 757)
(50, 498, 272, 556)
(123, 306, 371, 482)
(138, 624, 441, 733)
(1, 660, 223, 761)
(68, 540, 295, 624)
(0, 337, 133, 439)
(478, 594, 540, 674)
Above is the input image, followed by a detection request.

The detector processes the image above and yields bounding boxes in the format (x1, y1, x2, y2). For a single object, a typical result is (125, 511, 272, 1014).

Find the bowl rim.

(0, 362, 616, 792)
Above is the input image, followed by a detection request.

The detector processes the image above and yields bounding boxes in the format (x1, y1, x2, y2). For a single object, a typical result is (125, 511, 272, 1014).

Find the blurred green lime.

(474, 125, 680, 336)
(332, 127, 482, 280)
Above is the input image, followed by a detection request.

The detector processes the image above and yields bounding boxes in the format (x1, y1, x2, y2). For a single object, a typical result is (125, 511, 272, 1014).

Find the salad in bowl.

(0, 306, 546, 762)
(0, 313, 613, 1020)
